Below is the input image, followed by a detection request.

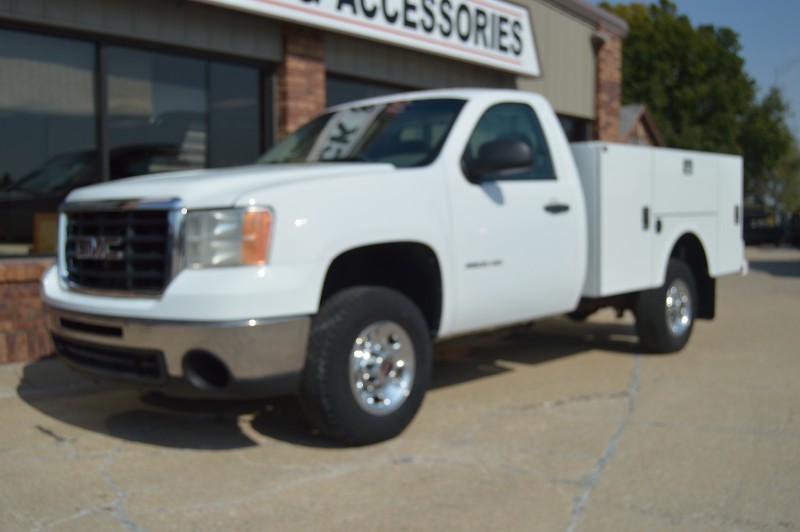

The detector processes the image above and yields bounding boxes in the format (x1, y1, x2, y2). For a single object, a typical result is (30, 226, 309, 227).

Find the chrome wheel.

(349, 320, 416, 416)
(665, 278, 693, 337)
(636, 259, 697, 354)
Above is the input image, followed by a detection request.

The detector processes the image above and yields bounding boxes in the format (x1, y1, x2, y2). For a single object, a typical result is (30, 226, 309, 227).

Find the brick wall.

(595, 25, 623, 142)
(0, 259, 54, 364)
(277, 25, 326, 140)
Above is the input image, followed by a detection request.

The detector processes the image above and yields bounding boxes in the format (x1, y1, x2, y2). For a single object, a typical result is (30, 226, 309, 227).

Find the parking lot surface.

(2, 246, 799, 531)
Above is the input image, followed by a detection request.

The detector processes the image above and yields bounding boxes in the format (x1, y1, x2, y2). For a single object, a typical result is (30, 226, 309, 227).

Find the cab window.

(464, 103, 556, 181)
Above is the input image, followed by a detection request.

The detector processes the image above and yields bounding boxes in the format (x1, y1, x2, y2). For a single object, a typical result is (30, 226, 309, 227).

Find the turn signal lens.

(241, 210, 272, 265)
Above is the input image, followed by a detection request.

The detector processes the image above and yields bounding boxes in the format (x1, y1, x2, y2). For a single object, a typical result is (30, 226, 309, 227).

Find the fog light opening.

(183, 351, 230, 390)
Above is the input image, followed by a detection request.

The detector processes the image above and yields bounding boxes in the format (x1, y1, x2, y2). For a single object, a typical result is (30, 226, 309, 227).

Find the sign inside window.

(309, 105, 386, 161)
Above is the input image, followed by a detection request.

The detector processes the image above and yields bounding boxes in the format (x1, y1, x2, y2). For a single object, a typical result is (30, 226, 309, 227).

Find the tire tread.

(300, 286, 430, 445)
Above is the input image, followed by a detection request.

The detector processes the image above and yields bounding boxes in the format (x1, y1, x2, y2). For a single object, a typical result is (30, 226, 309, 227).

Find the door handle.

(545, 203, 570, 214)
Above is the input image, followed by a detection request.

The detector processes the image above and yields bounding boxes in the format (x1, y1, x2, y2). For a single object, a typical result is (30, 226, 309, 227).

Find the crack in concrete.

(16, 431, 145, 530)
(33, 424, 80, 462)
(439, 390, 632, 417)
(151, 457, 408, 516)
(541, 391, 630, 410)
(97, 443, 142, 532)
(155, 451, 555, 518)
(43, 443, 143, 531)
(600, 498, 800, 531)
(445, 389, 633, 449)
(637, 420, 800, 439)
(566, 354, 641, 532)
(35, 425, 72, 444)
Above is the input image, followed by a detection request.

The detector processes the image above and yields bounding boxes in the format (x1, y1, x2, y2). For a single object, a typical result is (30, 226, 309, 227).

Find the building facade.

(0, 0, 626, 363)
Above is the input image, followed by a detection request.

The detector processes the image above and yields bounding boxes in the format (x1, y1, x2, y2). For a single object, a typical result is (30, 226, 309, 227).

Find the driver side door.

(446, 101, 585, 334)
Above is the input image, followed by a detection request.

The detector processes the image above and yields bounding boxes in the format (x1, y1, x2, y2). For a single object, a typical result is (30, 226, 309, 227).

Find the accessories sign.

(191, 0, 540, 76)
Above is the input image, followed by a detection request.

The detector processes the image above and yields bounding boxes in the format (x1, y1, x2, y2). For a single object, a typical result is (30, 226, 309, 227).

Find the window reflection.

(108, 47, 208, 173)
(0, 29, 96, 254)
(209, 63, 260, 167)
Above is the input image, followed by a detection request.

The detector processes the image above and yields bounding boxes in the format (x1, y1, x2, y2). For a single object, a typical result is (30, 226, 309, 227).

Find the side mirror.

(465, 139, 534, 182)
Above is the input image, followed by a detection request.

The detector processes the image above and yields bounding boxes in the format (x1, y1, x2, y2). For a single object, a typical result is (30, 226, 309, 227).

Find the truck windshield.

(259, 99, 465, 168)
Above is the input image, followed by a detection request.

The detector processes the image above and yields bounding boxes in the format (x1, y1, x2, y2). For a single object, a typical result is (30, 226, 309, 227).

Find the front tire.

(300, 286, 432, 445)
(635, 259, 697, 353)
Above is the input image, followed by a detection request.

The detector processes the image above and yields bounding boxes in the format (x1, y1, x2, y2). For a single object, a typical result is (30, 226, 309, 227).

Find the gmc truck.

(42, 89, 746, 444)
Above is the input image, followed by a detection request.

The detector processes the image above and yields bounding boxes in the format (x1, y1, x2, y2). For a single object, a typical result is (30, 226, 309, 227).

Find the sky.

(589, 0, 800, 138)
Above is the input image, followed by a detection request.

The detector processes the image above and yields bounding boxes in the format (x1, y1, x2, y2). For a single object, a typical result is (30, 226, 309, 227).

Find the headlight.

(184, 208, 272, 268)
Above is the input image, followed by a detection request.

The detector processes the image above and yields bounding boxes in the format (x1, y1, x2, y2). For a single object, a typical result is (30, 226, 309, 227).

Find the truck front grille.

(63, 201, 180, 295)
(53, 335, 166, 383)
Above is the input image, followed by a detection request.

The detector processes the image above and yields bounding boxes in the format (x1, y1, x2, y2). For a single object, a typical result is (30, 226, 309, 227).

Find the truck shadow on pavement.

(748, 259, 800, 278)
(18, 316, 646, 449)
(430, 317, 640, 390)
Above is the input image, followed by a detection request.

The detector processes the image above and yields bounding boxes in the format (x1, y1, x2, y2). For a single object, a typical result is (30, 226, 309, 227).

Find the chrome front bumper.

(43, 305, 311, 397)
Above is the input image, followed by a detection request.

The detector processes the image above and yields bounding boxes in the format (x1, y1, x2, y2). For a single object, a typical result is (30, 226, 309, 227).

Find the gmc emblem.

(74, 236, 124, 261)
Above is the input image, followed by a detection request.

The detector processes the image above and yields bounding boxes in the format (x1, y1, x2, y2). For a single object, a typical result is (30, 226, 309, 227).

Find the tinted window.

(107, 48, 263, 174)
(209, 62, 261, 167)
(465, 103, 556, 181)
(0, 29, 96, 253)
(108, 47, 208, 174)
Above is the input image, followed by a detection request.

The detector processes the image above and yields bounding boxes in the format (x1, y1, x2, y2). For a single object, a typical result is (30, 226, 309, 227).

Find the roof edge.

(548, 0, 629, 36)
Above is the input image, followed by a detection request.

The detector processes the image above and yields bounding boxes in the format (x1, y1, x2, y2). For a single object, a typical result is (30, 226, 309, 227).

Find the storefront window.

(0, 29, 96, 255)
(108, 47, 208, 174)
(209, 62, 261, 168)
(0, 31, 268, 257)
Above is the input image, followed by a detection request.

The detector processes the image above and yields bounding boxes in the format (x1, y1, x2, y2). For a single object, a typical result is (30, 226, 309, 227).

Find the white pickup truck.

(42, 89, 745, 444)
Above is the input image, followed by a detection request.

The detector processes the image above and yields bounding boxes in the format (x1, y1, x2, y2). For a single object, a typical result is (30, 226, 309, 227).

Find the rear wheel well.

(320, 243, 442, 336)
(671, 234, 715, 319)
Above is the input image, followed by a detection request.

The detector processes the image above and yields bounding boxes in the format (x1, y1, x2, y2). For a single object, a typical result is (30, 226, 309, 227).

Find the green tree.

(739, 87, 795, 207)
(602, 0, 754, 153)
(603, 0, 798, 213)
(773, 142, 800, 214)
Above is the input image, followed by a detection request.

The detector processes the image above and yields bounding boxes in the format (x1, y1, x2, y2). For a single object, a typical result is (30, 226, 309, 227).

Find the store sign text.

(191, 0, 540, 76)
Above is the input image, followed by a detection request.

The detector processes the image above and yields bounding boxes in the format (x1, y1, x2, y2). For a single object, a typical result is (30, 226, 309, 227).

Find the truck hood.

(64, 163, 395, 208)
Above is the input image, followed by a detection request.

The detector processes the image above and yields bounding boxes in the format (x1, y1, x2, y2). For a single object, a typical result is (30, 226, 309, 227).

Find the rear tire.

(300, 286, 431, 445)
(635, 259, 697, 353)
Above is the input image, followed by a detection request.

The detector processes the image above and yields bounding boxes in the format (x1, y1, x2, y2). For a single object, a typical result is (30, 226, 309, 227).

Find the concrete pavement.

(1, 246, 799, 531)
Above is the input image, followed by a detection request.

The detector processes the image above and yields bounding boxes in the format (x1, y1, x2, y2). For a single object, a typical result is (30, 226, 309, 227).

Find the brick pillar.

(0, 259, 54, 364)
(595, 25, 622, 142)
(277, 25, 326, 140)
